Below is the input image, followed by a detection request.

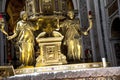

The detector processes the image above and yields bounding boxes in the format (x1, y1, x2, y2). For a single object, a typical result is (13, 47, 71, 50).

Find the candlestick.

(102, 58, 107, 67)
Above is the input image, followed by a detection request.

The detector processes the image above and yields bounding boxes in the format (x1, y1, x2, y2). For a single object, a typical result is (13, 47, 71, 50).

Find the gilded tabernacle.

(0, 0, 93, 69)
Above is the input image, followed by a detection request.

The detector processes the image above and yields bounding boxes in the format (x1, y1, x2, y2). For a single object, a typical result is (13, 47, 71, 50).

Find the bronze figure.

(7, 11, 39, 67)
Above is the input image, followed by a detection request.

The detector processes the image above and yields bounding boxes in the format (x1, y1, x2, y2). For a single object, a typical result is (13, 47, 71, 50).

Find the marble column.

(0, 0, 7, 66)
(99, 0, 116, 66)
(86, 0, 97, 62)
(93, 0, 106, 58)
(0, 32, 4, 66)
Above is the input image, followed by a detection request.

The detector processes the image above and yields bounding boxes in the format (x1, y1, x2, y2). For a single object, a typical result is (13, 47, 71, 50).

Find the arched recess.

(111, 17, 120, 38)
(110, 17, 120, 66)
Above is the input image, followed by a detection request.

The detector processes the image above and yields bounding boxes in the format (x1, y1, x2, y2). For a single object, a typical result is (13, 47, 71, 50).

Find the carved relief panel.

(25, 0, 69, 18)
(36, 37, 67, 66)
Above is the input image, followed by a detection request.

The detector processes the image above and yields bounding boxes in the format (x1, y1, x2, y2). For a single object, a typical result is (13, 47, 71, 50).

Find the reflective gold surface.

(7, 11, 40, 67)
(0, 0, 93, 68)
(36, 36, 67, 67)
(58, 11, 93, 61)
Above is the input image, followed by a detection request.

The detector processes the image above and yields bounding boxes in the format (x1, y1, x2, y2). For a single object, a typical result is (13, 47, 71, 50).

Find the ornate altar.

(24, 0, 74, 67)
(0, 0, 114, 80)
(0, 0, 93, 68)
(36, 32, 67, 66)
(0, 0, 97, 77)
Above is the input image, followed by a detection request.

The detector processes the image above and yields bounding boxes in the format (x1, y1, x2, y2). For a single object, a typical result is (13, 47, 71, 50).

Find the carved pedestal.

(36, 36, 67, 67)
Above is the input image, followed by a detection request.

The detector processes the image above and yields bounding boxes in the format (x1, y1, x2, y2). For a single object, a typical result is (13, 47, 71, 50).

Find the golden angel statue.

(7, 11, 40, 67)
(58, 11, 93, 62)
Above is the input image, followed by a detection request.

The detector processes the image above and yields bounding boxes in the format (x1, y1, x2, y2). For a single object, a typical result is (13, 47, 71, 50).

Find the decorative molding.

(5, 66, 120, 80)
